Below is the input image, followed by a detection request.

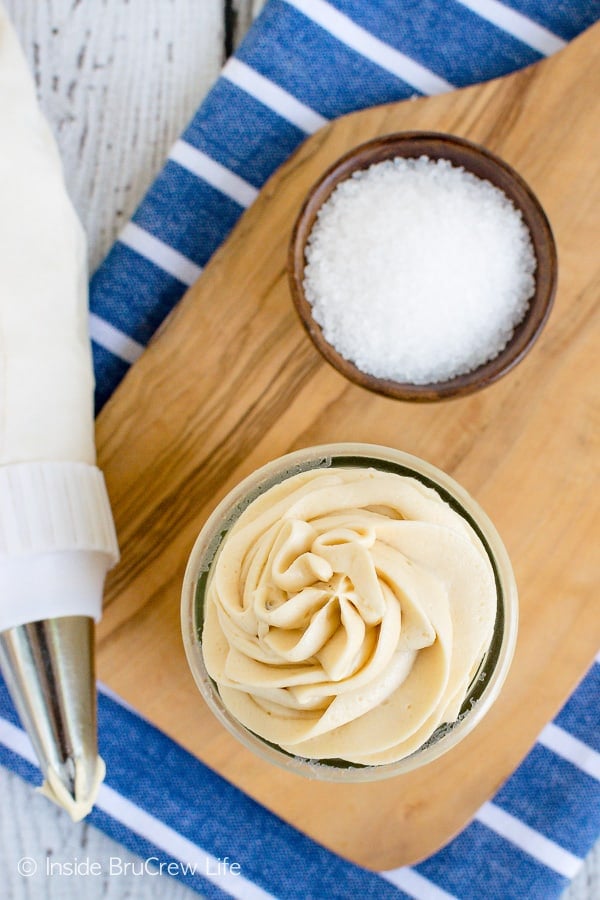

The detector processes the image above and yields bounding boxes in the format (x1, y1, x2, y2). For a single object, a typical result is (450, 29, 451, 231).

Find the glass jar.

(181, 443, 518, 782)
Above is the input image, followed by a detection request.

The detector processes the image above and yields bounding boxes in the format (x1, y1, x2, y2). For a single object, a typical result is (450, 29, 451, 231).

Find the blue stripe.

(501, 0, 600, 40)
(89, 0, 598, 415)
(90, 244, 188, 409)
(325, 0, 541, 82)
(182, 78, 306, 189)
(554, 662, 600, 754)
(0, 747, 231, 899)
(0, 687, 220, 898)
(0, 676, 406, 899)
(0, 743, 45, 793)
(90, 243, 186, 343)
(85, 808, 233, 900)
(1, 653, 599, 897)
(0, 680, 20, 725)
(95, 692, 404, 899)
(132, 162, 244, 266)
(494, 743, 600, 856)
(92, 342, 131, 413)
(415, 819, 567, 899)
(6, 3, 598, 898)
(238, 0, 423, 112)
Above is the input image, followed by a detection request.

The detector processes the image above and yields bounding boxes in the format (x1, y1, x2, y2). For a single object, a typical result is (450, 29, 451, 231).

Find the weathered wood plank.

(6, 0, 224, 274)
(1, 0, 597, 894)
(1, 2, 227, 897)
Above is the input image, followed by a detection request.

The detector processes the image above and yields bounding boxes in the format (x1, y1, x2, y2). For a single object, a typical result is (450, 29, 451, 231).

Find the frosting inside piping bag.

(0, 6, 118, 819)
(203, 466, 497, 765)
(0, 5, 95, 466)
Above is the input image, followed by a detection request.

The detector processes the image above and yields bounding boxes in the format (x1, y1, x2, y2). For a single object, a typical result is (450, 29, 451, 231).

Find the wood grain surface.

(6, 0, 225, 275)
(3, 1, 596, 897)
(95, 23, 600, 872)
(2, 3, 254, 899)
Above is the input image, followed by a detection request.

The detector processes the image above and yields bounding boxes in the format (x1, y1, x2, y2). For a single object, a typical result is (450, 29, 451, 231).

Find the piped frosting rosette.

(202, 466, 496, 765)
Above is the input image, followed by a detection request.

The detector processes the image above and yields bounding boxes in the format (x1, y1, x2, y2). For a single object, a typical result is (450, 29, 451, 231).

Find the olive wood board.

(95, 25, 600, 871)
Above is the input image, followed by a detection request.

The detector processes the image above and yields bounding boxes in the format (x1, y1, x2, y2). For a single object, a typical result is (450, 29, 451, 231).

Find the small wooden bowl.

(288, 132, 557, 402)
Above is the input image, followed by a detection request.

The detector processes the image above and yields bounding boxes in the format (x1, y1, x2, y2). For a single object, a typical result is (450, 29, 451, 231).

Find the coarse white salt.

(303, 156, 536, 384)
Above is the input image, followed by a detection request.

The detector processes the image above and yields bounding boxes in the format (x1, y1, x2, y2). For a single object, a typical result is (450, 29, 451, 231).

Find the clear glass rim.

(181, 443, 518, 782)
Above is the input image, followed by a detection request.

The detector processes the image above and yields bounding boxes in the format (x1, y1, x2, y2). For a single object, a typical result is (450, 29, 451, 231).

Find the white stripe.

(595, 651, 600, 666)
(475, 801, 582, 879)
(96, 785, 275, 899)
(454, 0, 566, 55)
(539, 723, 600, 782)
(119, 222, 202, 287)
(88, 313, 144, 365)
(0, 716, 275, 900)
(222, 57, 328, 134)
(284, 0, 454, 95)
(381, 866, 459, 899)
(0, 716, 37, 765)
(169, 140, 259, 208)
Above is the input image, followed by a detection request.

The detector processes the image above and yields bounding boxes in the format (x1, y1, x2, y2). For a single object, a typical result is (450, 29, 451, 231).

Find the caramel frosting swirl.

(202, 466, 496, 765)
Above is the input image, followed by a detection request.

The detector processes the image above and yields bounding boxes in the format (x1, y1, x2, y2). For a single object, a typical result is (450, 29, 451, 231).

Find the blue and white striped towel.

(1, 665, 599, 897)
(3, 1, 600, 898)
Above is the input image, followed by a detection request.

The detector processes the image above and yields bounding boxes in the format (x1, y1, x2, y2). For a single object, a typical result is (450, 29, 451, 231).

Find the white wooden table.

(1, 2, 597, 897)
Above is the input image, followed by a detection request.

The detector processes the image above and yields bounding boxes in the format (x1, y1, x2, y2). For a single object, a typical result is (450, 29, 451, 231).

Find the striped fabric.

(3, 1, 599, 898)
(88, 0, 599, 411)
(0, 663, 598, 898)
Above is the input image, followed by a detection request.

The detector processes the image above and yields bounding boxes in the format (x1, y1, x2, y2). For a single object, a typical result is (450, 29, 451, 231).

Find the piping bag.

(0, 7, 119, 819)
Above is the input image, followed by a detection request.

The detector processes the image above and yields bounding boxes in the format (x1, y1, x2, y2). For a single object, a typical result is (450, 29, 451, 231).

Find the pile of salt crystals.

(303, 156, 537, 385)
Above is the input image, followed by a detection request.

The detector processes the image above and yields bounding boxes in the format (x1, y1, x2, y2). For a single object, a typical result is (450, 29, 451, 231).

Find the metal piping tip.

(0, 615, 105, 821)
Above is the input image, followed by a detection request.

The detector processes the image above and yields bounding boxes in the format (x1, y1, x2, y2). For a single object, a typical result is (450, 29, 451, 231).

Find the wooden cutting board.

(95, 25, 600, 871)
